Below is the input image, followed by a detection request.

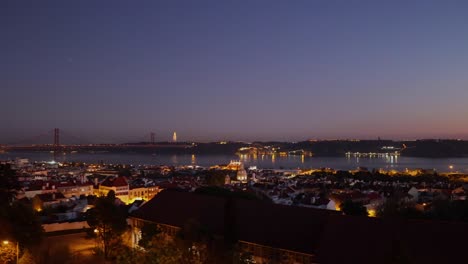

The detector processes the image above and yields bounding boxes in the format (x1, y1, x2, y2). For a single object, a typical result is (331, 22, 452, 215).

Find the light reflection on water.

(1, 151, 468, 172)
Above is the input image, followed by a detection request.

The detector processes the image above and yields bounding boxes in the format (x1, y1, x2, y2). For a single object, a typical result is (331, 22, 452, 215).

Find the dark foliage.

(86, 191, 128, 259)
(0, 164, 20, 207)
(205, 170, 228, 186)
(138, 223, 161, 249)
(340, 200, 368, 216)
(0, 164, 43, 259)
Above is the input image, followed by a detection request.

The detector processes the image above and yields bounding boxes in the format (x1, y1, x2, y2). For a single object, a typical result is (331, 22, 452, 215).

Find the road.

(41, 232, 105, 263)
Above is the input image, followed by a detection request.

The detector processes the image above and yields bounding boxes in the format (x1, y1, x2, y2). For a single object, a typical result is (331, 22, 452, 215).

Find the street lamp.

(93, 229, 102, 252)
(2, 240, 19, 264)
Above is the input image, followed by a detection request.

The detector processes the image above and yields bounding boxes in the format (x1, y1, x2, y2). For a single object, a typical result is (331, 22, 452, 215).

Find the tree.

(233, 250, 255, 264)
(0, 164, 20, 207)
(138, 223, 160, 249)
(18, 249, 36, 264)
(141, 234, 183, 264)
(376, 194, 426, 220)
(0, 201, 44, 260)
(119, 229, 183, 264)
(0, 165, 43, 258)
(86, 191, 128, 259)
(7, 202, 43, 247)
(176, 219, 211, 264)
(340, 200, 368, 216)
(376, 196, 401, 219)
(205, 170, 228, 186)
(135, 223, 186, 263)
(0, 241, 16, 264)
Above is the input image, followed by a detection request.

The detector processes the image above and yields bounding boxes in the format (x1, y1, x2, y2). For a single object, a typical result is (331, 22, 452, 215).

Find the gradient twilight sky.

(2, 0, 468, 143)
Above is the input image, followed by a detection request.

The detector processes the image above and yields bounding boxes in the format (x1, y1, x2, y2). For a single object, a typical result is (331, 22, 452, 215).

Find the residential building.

(56, 182, 94, 198)
(32, 192, 67, 212)
(128, 185, 162, 203)
(98, 176, 129, 203)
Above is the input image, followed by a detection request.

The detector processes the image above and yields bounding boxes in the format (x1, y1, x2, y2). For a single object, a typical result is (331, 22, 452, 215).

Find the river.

(3, 151, 468, 173)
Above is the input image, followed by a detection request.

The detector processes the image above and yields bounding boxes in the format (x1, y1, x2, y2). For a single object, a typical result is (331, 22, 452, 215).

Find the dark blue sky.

(2, 0, 468, 143)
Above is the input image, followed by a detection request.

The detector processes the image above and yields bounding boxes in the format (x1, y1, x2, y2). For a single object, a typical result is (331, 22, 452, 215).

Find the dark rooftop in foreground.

(132, 190, 468, 264)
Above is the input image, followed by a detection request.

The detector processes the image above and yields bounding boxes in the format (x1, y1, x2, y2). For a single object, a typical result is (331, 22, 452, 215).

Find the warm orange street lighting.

(1, 240, 19, 263)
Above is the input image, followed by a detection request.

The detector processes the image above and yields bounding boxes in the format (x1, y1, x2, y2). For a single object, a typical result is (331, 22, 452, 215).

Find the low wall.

(43, 221, 90, 233)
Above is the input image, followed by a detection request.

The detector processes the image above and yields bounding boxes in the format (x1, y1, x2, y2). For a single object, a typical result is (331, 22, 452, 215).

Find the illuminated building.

(226, 160, 242, 170)
(56, 182, 94, 198)
(98, 176, 130, 203)
(98, 176, 162, 204)
(129, 186, 162, 203)
(173, 132, 177, 142)
(236, 166, 248, 182)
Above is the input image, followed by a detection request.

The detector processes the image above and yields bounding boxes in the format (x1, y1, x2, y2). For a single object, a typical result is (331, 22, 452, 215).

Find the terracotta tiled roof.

(101, 176, 128, 187)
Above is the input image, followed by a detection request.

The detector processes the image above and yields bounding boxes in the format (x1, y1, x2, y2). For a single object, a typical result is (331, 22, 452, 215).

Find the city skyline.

(2, 128, 468, 145)
(2, 1, 468, 142)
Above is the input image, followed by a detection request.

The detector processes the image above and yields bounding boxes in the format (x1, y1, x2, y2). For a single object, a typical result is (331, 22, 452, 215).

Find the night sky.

(2, 0, 468, 143)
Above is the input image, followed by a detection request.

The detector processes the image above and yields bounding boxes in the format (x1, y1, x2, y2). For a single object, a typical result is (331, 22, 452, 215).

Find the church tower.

(236, 162, 248, 182)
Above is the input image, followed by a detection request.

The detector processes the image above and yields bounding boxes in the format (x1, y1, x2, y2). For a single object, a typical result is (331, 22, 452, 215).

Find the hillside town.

(2, 157, 468, 263)
(3, 157, 468, 224)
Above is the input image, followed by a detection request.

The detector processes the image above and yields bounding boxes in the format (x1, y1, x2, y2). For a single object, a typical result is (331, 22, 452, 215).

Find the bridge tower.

(150, 132, 155, 145)
(53, 128, 59, 161)
(54, 128, 60, 146)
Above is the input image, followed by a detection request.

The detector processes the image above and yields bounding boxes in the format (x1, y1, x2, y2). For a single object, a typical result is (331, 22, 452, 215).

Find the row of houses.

(19, 175, 163, 213)
(96, 176, 162, 204)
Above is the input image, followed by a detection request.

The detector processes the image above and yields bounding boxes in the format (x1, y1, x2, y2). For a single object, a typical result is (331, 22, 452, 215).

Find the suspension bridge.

(0, 128, 191, 152)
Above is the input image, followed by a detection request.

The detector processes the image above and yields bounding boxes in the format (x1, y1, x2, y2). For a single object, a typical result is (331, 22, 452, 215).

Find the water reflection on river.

(2, 151, 468, 173)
